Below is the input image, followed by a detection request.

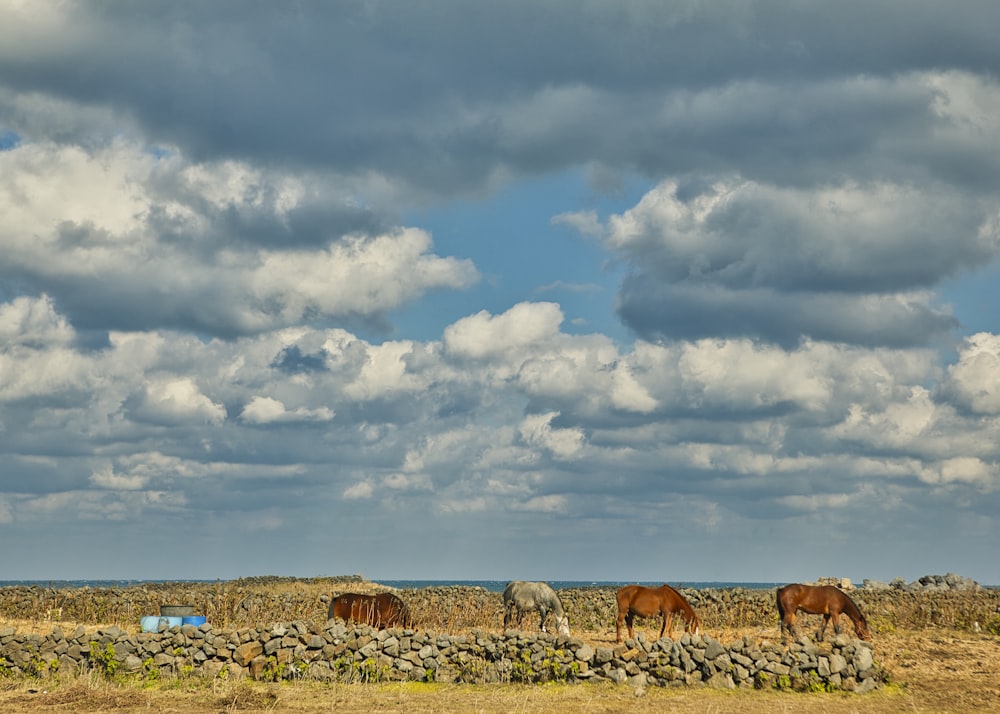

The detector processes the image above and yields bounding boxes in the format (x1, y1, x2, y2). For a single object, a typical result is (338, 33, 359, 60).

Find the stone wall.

(0, 619, 882, 693)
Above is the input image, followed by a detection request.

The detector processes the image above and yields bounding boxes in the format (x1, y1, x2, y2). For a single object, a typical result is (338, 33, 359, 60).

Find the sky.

(2, 1, 1000, 586)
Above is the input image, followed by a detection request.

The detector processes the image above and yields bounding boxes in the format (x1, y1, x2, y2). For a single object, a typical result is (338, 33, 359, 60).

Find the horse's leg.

(616, 609, 625, 643)
(539, 606, 549, 633)
(782, 612, 796, 643)
(626, 611, 636, 641)
(661, 611, 673, 639)
(818, 614, 830, 640)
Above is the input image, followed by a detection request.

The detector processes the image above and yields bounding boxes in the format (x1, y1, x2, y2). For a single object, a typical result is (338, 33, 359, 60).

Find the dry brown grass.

(2, 582, 999, 712)
(4, 580, 999, 638)
(0, 640, 995, 714)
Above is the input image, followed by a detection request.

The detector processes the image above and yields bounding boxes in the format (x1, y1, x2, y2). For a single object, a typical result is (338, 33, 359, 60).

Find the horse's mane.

(662, 584, 698, 626)
(840, 589, 867, 626)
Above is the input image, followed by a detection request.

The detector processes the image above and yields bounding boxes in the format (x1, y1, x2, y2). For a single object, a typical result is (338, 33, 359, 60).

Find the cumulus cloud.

(518, 412, 585, 459)
(127, 378, 226, 426)
(919, 457, 998, 489)
(240, 396, 334, 425)
(443, 302, 564, 360)
(343, 481, 374, 500)
(939, 333, 1000, 415)
(0, 142, 477, 337)
(0, 294, 75, 347)
(89, 464, 148, 491)
(566, 178, 992, 346)
(0, 295, 97, 402)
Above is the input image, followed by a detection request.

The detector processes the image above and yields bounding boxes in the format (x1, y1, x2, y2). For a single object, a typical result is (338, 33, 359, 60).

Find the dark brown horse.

(328, 592, 411, 629)
(776, 583, 870, 642)
(615, 584, 700, 643)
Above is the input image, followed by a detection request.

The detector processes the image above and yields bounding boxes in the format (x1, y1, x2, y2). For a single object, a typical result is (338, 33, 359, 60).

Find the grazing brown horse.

(615, 584, 700, 643)
(328, 592, 411, 629)
(776, 583, 871, 642)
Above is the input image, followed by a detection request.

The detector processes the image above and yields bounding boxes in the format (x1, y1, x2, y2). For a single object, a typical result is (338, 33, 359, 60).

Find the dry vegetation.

(1, 578, 999, 713)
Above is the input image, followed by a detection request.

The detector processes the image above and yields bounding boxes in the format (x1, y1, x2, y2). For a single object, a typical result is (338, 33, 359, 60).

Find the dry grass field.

(1, 579, 998, 713)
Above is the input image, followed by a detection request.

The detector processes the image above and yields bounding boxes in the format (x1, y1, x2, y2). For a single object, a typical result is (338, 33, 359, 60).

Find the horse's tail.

(775, 586, 786, 623)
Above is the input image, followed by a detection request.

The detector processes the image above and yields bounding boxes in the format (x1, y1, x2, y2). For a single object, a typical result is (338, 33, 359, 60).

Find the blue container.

(182, 616, 207, 627)
(140, 616, 164, 632)
(141, 615, 182, 632)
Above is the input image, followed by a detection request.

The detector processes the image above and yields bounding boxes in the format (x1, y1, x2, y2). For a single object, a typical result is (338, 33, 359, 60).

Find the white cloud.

(919, 458, 997, 489)
(604, 178, 1000, 289)
(251, 230, 477, 327)
(129, 378, 226, 426)
(343, 481, 374, 500)
(343, 340, 426, 401)
(89, 464, 148, 491)
(940, 333, 1000, 415)
(588, 176, 994, 346)
(0, 294, 75, 347)
(0, 142, 478, 337)
(518, 411, 585, 459)
(444, 302, 564, 360)
(778, 493, 851, 512)
(240, 396, 334, 424)
(0, 296, 95, 402)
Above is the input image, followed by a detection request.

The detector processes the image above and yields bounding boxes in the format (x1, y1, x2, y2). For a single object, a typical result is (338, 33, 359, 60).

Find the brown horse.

(328, 592, 411, 629)
(776, 583, 870, 642)
(615, 584, 700, 643)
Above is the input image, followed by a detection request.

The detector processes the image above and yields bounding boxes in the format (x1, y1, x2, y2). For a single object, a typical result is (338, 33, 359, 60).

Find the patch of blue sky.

(146, 145, 173, 160)
(938, 260, 1000, 337)
(391, 169, 653, 345)
(0, 130, 20, 150)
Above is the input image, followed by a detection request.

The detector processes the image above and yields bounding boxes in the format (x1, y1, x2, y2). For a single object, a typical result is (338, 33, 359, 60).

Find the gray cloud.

(573, 179, 994, 346)
(4, 3, 1000, 197)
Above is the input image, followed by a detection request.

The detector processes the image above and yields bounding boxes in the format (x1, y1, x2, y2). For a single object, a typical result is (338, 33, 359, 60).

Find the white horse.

(502, 580, 570, 636)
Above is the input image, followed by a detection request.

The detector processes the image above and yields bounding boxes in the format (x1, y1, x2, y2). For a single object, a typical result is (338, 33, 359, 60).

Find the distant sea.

(0, 579, 784, 592)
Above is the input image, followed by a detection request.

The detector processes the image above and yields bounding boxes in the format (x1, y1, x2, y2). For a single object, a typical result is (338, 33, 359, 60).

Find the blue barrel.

(141, 615, 183, 632)
(140, 616, 164, 632)
(182, 616, 207, 627)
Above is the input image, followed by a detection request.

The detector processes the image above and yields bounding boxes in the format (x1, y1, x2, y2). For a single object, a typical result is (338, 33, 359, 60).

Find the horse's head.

(686, 612, 701, 635)
(555, 615, 570, 637)
(856, 616, 871, 641)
